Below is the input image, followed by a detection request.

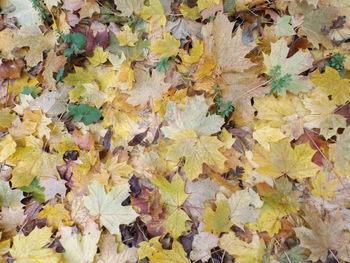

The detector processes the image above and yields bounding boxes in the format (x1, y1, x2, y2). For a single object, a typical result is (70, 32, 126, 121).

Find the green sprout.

(267, 65, 292, 96)
(210, 85, 234, 118)
(327, 53, 346, 76)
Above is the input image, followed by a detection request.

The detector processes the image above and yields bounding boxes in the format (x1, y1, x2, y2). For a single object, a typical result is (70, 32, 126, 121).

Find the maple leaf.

(190, 232, 218, 262)
(83, 181, 138, 235)
(0, 180, 23, 208)
(220, 232, 266, 263)
(0, 207, 26, 238)
(140, 0, 166, 29)
(302, 92, 346, 139)
(88, 46, 109, 66)
(114, 0, 144, 17)
(161, 95, 224, 139)
(38, 204, 72, 229)
(7, 0, 42, 27)
(167, 129, 226, 180)
(311, 170, 338, 200)
(8, 138, 61, 188)
(126, 68, 171, 106)
(253, 94, 307, 139)
(198, 0, 220, 11)
(116, 25, 139, 47)
(102, 96, 140, 142)
(203, 201, 232, 235)
(59, 220, 101, 263)
(179, 4, 201, 20)
(39, 49, 66, 89)
(15, 26, 57, 67)
(9, 226, 62, 263)
(295, 207, 350, 262)
(226, 188, 264, 229)
(264, 38, 313, 95)
(330, 126, 350, 176)
(249, 177, 299, 235)
(253, 138, 319, 181)
(97, 233, 138, 263)
(275, 15, 295, 37)
(0, 135, 16, 163)
(138, 237, 189, 263)
(184, 178, 220, 221)
(150, 32, 180, 58)
(311, 66, 350, 105)
(202, 13, 256, 73)
(151, 174, 190, 238)
(290, 3, 338, 49)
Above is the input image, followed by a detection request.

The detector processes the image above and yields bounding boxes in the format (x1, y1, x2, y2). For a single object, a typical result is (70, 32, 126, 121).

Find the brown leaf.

(0, 59, 24, 79)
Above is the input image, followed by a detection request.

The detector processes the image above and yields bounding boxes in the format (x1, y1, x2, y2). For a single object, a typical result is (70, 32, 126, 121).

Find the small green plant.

(156, 57, 170, 72)
(68, 103, 102, 125)
(30, 0, 48, 19)
(267, 65, 292, 96)
(211, 85, 234, 118)
(327, 53, 346, 75)
(60, 32, 86, 57)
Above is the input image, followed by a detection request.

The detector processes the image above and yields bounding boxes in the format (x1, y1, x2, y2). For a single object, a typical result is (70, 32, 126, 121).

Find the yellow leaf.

(179, 4, 200, 20)
(179, 39, 203, 65)
(330, 126, 350, 176)
(311, 67, 350, 105)
(303, 92, 346, 139)
(126, 68, 171, 106)
(69, 83, 108, 108)
(249, 177, 299, 235)
(161, 95, 224, 139)
(140, 0, 166, 29)
(0, 109, 16, 129)
(203, 201, 231, 236)
(116, 25, 138, 47)
(0, 135, 16, 162)
(253, 95, 307, 139)
(202, 13, 256, 73)
(311, 171, 338, 200)
(152, 241, 189, 263)
(226, 188, 263, 229)
(38, 204, 72, 229)
(253, 125, 286, 150)
(83, 181, 138, 235)
(219, 128, 236, 149)
(139, 237, 190, 263)
(117, 63, 135, 90)
(263, 38, 313, 95)
(114, 0, 144, 17)
(220, 232, 266, 263)
(150, 32, 180, 58)
(15, 26, 57, 67)
(59, 220, 101, 263)
(0, 180, 23, 208)
(102, 95, 140, 142)
(253, 138, 319, 181)
(151, 174, 190, 238)
(8, 137, 61, 187)
(9, 226, 62, 263)
(88, 46, 109, 66)
(167, 129, 227, 180)
(9, 110, 51, 140)
(248, 204, 282, 236)
(197, 0, 220, 11)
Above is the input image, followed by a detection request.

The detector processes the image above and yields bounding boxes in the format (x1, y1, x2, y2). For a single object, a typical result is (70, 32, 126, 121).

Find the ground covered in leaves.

(1, 0, 350, 262)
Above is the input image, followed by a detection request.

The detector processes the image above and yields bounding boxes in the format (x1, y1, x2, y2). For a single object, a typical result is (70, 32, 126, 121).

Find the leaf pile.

(1, 0, 350, 262)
